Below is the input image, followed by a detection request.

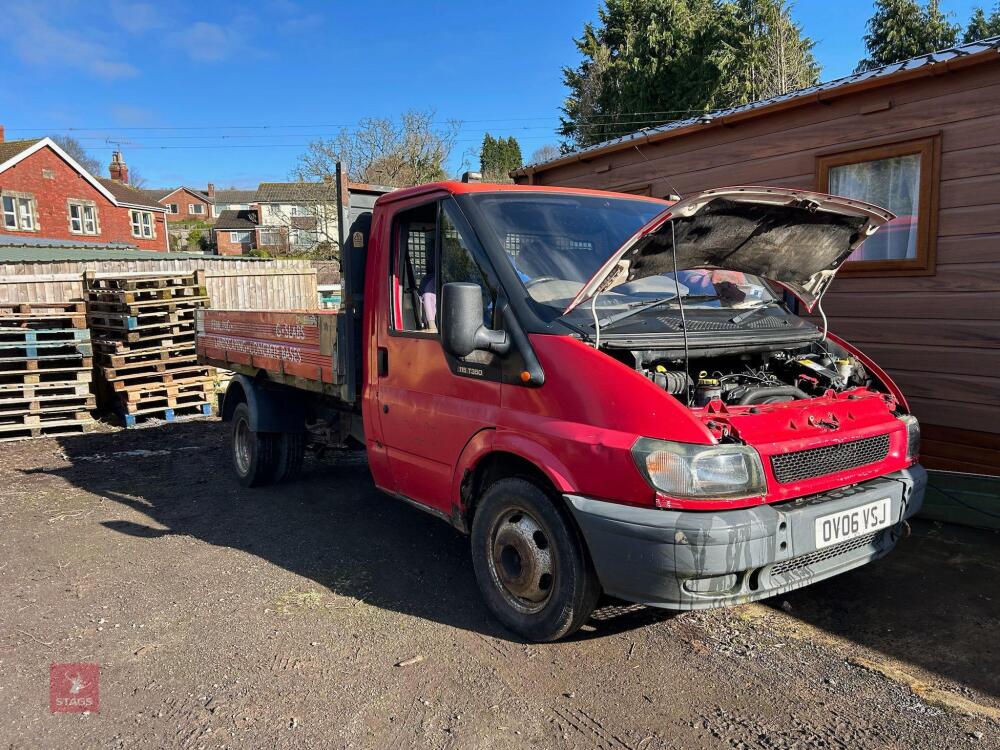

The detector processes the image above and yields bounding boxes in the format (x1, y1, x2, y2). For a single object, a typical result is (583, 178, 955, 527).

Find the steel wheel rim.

(487, 506, 556, 614)
(234, 418, 252, 476)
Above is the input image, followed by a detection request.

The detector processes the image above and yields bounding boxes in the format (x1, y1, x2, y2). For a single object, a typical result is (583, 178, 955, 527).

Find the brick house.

(213, 209, 258, 256)
(0, 131, 168, 251)
(254, 181, 339, 253)
(153, 185, 214, 222)
(211, 189, 257, 217)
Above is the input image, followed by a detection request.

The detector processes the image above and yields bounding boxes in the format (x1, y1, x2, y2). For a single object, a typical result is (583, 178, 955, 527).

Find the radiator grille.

(770, 433, 890, 484)
(771, 531, 883, 576)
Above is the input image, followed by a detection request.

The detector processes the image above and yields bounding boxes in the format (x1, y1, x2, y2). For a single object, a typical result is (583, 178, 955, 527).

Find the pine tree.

(963, 4, 1000, 42)
(480, 134, 524, 181)
(559, 0, 819, 150)
(856, 0, 959, 72)
(721, 0, 820, 103)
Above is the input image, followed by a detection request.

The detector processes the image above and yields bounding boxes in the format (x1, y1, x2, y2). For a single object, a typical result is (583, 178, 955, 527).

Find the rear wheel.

(471, 477, 600, 642)
(231, 403, 278, 488)
(272, 432, 305, 484)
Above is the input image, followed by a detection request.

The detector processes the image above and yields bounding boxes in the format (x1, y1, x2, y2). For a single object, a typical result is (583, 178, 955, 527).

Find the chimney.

(0, 125, 5, 143)
(109, 150, 129, 184)
(207, 183, 215, 198)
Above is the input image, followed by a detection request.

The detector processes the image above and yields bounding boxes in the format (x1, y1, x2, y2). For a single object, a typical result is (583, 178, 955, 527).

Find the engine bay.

(627, 340, 880, 408)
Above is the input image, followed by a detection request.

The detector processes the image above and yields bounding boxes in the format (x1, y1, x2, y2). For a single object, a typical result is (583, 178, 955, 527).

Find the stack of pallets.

(86, 272, 214, 427)
(0, 302, 95, 441)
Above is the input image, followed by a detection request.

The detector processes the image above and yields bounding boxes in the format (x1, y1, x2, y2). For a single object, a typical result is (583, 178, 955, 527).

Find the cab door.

(376, 198, 501, 515)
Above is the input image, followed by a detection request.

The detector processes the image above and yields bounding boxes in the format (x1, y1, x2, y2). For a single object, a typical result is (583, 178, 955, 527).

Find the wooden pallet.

(0, 367, 92, 386)
(0, 380, 92, 399)
(0, 327, 90, 344)
(106, 365, 213, 391)
(95, 343, 197, 368)
(86, 286, 208, 304)
(99, 354, 199, 379)
(86, 307, 198, 331)
(0, 354, 93, 372)
(0, 312, 87, 329)
(116, 400, 212, 428)
(92, 332, 196, 353)
(0, 400, 95, 426)
(85, 296, 211, 315)
(0, 419, 94, 442)
(117, 376, 214, 403)
(0, 340, 93, 359)
(0, 368, 93, 386)
(86, 272, 203, 291)
(0, 302, 86, 315)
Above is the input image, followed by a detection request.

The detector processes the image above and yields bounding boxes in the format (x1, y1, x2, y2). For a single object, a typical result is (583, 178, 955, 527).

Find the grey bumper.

(566, 465, 926, 610)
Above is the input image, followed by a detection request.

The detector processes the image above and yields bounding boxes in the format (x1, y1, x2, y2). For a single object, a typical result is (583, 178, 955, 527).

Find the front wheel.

(471, 478, 600, 642)
(231, 402, 278, 488)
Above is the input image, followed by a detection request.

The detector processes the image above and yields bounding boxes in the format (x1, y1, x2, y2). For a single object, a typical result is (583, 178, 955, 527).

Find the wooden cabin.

(514, 38, 1000, 500)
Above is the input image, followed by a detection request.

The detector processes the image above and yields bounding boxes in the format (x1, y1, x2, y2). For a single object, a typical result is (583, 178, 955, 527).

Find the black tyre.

(272, 432, 305, 484)
(231, 402, 278, 488)
(470, 477, 601, 642)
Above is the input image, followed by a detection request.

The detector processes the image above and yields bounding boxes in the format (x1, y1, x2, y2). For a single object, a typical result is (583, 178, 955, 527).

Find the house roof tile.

(0, 138, 42, 165)
(96, 178, 166, 210)
(213, 189, 257, 204)
(256, 181, 337, 203)
(214, 209, 258, 230)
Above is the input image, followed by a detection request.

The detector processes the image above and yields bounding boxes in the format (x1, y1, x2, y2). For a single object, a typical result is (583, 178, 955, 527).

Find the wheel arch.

(453, 431, 577, 533)
(221, 373, 306, 433)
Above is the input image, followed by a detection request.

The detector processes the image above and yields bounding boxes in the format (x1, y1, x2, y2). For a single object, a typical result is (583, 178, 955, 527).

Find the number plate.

(814, 498, 893, 549)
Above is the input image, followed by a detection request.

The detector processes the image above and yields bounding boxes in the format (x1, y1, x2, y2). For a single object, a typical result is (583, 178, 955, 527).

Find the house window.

(68, 200, 99, 235)
(130, 210, 154, 239)
(167, 203, 178, 214)
(190, 203, 204, 215)
(229, 231, 251, 243)
(817, 136, 939, 275)
(1, 193, 38, 231)
(258, 228, 285, 247)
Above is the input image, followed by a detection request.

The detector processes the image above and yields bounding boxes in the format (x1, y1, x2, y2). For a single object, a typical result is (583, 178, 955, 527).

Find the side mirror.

(440, 282, 509, 358)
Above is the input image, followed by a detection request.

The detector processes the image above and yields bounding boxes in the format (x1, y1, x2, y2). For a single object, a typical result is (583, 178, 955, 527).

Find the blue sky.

(0, 0, 987, 188)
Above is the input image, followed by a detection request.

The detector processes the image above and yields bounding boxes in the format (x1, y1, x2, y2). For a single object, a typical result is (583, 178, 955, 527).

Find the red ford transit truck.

(197, 180, 925, 642)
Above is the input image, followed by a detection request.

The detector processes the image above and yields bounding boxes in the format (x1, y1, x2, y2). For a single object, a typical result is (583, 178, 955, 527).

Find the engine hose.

(738, 386, 810, 405)
(654, 370, 691, 394)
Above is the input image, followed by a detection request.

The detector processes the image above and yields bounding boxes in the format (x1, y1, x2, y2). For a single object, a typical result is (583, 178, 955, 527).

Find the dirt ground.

(2, 418, 999, 749)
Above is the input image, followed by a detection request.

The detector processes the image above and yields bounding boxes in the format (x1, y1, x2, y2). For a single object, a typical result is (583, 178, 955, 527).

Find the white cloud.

(111, 1, 166, 34)
(0, 5, 139, 81)
(167, 21, 240, 62)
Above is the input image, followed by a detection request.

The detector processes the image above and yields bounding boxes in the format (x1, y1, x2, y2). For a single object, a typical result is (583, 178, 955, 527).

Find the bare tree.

(294, 109, 461, 187)
(49, 135, 103, 176)
(529, 144, 561, 165)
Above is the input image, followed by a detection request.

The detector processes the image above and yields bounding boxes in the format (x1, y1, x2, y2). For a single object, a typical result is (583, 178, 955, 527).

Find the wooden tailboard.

(196, 309, 339, 385)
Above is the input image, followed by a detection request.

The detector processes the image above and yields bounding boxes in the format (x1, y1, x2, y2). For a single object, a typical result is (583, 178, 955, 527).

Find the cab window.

(392, 200, 494, 334)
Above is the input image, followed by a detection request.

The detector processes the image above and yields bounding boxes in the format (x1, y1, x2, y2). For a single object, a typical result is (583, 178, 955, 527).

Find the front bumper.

(566, 465, 926, 610)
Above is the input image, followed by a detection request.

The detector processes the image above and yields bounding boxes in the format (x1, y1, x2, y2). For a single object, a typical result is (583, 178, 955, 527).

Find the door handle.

(377, 347, 389, 377)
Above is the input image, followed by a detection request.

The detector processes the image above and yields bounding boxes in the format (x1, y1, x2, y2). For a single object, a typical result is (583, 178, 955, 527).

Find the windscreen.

(468, 193, 665, 308)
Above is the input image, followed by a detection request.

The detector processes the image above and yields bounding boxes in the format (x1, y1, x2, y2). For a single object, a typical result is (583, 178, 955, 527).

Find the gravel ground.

(1, 418, 998, 749)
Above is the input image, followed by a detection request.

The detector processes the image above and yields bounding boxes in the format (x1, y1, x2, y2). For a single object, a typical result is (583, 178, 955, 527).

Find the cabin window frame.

(817, 135, 940, 277)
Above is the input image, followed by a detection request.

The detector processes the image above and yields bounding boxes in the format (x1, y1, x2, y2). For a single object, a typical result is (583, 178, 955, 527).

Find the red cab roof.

(374, 180, 670, 207)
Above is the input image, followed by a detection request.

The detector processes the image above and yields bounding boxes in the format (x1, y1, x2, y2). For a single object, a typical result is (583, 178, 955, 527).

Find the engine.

(635, 344, 871, 407)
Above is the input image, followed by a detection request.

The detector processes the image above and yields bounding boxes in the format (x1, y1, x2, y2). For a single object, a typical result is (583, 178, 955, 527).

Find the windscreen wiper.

(729, 299, 783, 324)
(594, 294, 720, 329)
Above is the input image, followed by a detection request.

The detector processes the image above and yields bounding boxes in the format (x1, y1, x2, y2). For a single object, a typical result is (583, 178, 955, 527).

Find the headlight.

(899, 414, 920, 461)
(631, 438, 766, 499)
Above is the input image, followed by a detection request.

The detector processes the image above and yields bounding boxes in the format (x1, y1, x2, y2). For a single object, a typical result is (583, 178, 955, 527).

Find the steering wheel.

(525, 276, 559, 288)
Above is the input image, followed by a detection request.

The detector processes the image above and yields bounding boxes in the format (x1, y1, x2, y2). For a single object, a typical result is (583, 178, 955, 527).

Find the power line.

(4, 109, 716, 134)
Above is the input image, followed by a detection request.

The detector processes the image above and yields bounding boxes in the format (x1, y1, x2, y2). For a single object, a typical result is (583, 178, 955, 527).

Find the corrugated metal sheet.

(0, 235, 271, 262)
(521, 36, 1000, 171)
